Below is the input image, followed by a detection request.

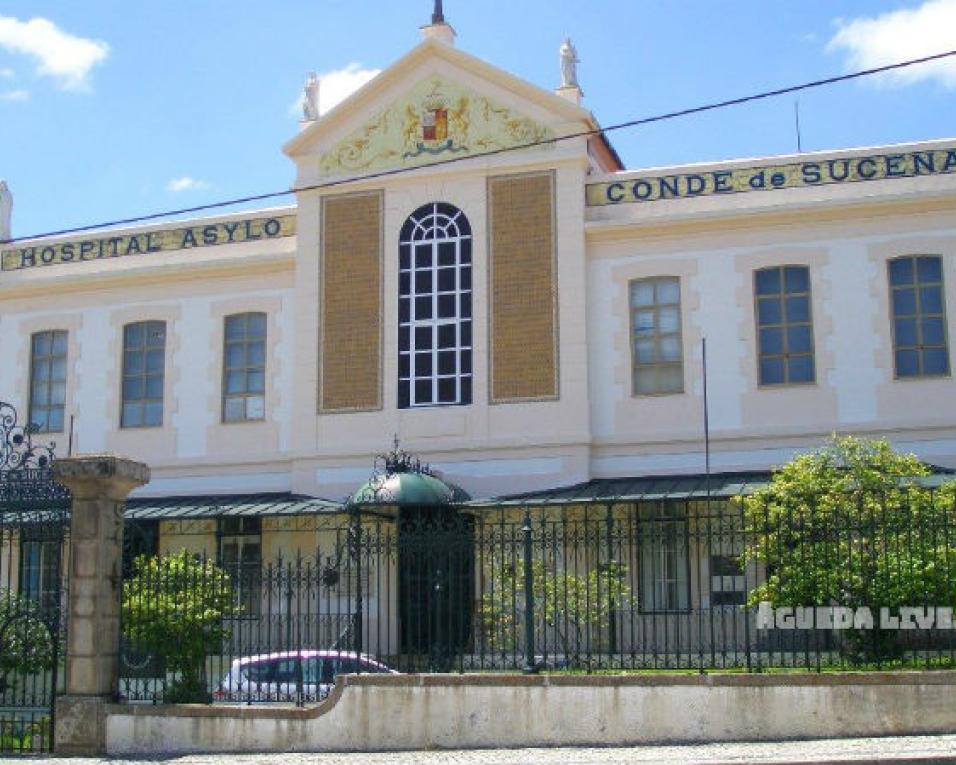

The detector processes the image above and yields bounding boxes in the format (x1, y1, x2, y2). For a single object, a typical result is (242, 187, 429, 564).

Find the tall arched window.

(398, 202, 472, 408)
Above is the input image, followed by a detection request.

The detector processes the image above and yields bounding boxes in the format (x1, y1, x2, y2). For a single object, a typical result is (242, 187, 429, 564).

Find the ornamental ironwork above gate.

(0, 400, 70, 505)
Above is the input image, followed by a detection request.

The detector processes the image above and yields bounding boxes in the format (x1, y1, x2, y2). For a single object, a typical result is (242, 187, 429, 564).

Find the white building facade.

(1, 21, 954, 505)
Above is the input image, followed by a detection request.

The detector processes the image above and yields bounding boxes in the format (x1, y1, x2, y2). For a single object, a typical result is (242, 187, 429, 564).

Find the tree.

(740, 436, 956, 662)
(480, 556, 632, 665)
(0, 589, 56, 691)
(122, 551, 239, 703)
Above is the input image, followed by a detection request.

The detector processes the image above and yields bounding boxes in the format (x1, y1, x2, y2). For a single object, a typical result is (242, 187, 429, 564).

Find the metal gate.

(0, 402, 70, 754)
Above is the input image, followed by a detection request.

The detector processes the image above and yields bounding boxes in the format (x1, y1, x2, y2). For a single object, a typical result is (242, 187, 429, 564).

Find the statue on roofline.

(560, 37, 579, 89)
(303, 72, 320, 122)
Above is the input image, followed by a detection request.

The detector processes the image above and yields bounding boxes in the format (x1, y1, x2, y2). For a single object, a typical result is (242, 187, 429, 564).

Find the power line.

(4, 47, 956, 246)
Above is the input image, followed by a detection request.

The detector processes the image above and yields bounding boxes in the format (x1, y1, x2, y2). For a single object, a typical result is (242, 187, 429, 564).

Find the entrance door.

(398, 507, 474, 670)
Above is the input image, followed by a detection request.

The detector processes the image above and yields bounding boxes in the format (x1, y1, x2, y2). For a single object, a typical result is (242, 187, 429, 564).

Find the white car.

(213, 649, 396, 703)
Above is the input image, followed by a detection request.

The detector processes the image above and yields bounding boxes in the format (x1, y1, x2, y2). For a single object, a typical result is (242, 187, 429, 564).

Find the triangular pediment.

(284, 38, 611, 175)
(320, 75, 555, 176)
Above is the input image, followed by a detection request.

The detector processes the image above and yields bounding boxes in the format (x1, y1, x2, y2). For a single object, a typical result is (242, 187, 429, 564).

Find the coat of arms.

(422, 107, 448, 142)
(403, 85, 468, 159)
(318, 77, 555, 176)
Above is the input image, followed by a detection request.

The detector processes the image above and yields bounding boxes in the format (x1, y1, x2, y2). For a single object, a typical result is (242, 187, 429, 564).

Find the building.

(1, 7, 955, 672)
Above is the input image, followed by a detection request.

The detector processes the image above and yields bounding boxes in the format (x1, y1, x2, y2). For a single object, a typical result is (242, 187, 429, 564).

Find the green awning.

(124, 493, 343, 520)
(463, 472, 773, 508)
(464, 469, 955, 509)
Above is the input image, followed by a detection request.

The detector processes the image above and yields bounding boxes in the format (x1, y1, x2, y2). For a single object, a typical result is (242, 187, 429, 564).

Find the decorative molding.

(319, 76, 554, 177)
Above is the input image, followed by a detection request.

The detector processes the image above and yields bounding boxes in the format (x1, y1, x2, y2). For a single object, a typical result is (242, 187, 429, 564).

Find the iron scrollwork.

(0, 400, 57, 472)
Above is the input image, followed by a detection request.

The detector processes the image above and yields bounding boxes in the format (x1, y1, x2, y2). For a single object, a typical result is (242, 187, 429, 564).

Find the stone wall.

(106, 672, 956, 755)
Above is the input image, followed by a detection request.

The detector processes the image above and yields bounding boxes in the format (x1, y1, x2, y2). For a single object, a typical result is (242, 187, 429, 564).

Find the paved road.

(26, 735, 956, 764)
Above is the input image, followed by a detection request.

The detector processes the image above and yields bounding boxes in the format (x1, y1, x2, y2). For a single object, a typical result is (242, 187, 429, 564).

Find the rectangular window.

(219, 517, 262, 616)
(889, 255, 950, 378)
(29, 330, 68, 433)
(639, 501, 690, 612)
(19, 534, 60, 613)
(121, 321, 166, 428)
(223, 313, 267, 422)
(630, 277, 683, 395)
(754, 265, 815, 385)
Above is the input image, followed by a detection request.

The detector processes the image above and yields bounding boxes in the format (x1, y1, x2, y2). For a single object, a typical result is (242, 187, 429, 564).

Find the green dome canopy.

(347, 441, 470, 507)
(349, 471, 469, 507)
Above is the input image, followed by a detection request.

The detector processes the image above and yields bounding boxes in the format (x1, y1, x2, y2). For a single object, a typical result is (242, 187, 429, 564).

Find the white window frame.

(398, 202, 473, 408)
(629, 276, 684, 395)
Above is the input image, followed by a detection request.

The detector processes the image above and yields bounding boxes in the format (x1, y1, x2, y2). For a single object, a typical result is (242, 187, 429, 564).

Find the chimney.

(420, 0, 456, 45)
(0, 181, 11, 242)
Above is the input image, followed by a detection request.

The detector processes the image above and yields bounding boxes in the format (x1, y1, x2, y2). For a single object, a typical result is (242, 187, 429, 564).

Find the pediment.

(318, 75, 555, 177)
(284, 39, 605, 176)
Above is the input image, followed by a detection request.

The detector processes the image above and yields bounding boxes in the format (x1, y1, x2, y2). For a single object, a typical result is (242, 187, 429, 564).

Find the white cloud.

(828, 0, 956, 89)
(0, 89, 29, 101)
(0, 15, 108, 91)
(289, 63, 381, 118)
(0, 67, 14, 79)
(166, 176, 209, 192)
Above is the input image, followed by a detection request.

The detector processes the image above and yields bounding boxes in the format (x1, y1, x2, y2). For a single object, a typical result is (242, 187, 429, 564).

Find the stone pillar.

(52, 455, 150, 755)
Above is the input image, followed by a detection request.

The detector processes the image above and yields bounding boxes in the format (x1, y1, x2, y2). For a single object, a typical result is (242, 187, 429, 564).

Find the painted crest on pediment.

(319, 77, 554, 176)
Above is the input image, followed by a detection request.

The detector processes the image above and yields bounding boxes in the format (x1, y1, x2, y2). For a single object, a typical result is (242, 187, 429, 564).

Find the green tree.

(740, 436, 956, 662)
(122, 551, 239, 703)
(480, 556, 632, 665)
(0, 589, 56, 691)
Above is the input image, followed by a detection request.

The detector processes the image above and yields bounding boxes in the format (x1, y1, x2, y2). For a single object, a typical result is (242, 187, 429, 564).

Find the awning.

(464, 472, 773, 508)
(349, 471, 470, 508)
(465, 468, 956, 509)
(124, 493, 343, 520)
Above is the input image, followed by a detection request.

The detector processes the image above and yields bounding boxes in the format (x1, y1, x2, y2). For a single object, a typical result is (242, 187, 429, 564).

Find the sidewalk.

(28, 735, 956, 764)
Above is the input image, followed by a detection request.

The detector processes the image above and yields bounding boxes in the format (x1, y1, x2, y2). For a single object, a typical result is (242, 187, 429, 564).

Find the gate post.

(51, 455, 149, 755)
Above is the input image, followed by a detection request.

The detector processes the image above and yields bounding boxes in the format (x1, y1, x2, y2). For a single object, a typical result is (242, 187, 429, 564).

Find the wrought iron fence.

(117, 484, 956, 705)
(0, 401, 71, 753)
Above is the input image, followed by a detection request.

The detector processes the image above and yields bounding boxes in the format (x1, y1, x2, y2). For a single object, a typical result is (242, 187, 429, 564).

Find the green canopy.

(349, 471, 470, 507)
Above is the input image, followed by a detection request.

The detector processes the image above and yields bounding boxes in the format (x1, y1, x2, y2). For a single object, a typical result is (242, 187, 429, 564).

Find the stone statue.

(303, 72, 320, 121)
(0, 180, 11, 243)
(560, 37, 579, 89)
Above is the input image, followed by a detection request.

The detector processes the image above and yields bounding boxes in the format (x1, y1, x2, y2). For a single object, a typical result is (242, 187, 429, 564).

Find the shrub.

(122, 551, 239, 703)
(741, 436, 956, 662)
(0, 589, 56, 691)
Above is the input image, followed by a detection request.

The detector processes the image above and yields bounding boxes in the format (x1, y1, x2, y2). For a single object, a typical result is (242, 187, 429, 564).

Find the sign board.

(2, 214, 296, 271)
(586, 147, 956, 207)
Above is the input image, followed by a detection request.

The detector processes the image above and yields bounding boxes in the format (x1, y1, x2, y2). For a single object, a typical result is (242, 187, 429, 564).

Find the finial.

(302, 72, 320, 122)
(421, 0, 455, 44)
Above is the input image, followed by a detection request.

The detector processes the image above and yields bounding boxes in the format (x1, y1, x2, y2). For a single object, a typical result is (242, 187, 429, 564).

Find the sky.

(1, 0, 955, 240)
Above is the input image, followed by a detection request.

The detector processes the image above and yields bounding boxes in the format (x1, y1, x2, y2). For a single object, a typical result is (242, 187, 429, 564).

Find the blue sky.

(1, 1, 955, 239)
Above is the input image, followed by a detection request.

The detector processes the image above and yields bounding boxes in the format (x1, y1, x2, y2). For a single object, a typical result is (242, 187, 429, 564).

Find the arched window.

(398, 202, 472, 408)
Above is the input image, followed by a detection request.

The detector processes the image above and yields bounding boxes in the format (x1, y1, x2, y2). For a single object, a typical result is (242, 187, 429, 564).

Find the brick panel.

(319, 192, 382, 412)
(489, 172, 558, 402)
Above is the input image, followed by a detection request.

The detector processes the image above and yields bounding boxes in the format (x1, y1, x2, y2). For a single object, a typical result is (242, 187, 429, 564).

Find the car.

(212, 650, 397, 703)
